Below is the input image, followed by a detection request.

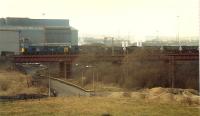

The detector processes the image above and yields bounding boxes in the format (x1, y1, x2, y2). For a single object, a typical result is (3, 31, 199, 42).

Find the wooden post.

(93, 71, 95, 91)
(64, 61, 67, 80)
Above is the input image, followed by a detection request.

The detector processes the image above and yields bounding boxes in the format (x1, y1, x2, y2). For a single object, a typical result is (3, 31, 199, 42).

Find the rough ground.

(0, 97, 199, 116)
(0, 70, 46, 96)
(69, 79, 199, 105)
(0, 69, 199, 115)
(108, 87, 200, 105)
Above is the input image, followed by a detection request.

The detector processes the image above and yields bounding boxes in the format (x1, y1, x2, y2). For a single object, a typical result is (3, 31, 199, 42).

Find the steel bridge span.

(13, 53, 199, 84)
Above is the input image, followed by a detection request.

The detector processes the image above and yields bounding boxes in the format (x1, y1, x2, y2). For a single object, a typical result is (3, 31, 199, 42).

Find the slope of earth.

(0, 97, 199, 116)
(0, 70, 46, 96)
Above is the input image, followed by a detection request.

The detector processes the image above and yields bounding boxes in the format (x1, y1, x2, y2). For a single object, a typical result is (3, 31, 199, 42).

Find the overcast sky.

(0, 0, 199, 40)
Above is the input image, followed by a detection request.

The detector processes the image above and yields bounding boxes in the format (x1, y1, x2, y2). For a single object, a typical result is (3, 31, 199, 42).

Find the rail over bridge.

(13, 53, 199, 82)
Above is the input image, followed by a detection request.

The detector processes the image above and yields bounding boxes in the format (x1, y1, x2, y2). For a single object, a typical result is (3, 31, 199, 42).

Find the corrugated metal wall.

(46, 28, 78, 46)
(5, 18, 69, 27)
(71, 29, 78, 46)
(0, 31, 19, 53)
(0, 18, 78, 54)
(21, 29, 45, 44)
(46, 28, 71, 43)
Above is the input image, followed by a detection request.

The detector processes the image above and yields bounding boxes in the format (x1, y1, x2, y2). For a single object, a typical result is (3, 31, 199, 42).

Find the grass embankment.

(0, 97, 199, 116)
(67, 78, 123, 92)
(0, 70, 46, 96)
(0, 70, 199, 115)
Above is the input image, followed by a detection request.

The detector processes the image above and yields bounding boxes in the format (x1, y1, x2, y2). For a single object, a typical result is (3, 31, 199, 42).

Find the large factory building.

(0, 17, 78, 55)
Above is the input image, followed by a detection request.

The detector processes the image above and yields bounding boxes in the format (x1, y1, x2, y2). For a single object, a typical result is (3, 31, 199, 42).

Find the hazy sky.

(0, 0, 199, 40)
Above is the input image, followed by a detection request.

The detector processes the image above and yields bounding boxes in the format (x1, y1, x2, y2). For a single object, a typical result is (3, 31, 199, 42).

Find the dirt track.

(50, 79, 90, 96)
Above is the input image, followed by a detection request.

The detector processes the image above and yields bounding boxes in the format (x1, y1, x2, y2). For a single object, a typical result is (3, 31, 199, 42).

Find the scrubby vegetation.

(0, 70, 46, 96)
(71, 47, 199, 91)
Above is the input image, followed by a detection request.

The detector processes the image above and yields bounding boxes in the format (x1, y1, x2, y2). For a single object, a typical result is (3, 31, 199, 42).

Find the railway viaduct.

(13, 53, 199, 85)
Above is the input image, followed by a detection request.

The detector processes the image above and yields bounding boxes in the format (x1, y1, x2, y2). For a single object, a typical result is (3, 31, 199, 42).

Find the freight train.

(79, 45, 199, 55)
(126, 46, 199, 54)
(21, 43, 79, 55)
(20, 41, 198, 55)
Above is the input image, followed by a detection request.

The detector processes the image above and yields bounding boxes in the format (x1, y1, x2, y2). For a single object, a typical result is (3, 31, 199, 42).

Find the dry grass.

(0, 97, 199, 116)
(67, 78, 124, 92)
(0, 70, 45, 96)
(84, 82, 123, 92)
(0, 69, 199, 115)
(106, 87, 200, 106)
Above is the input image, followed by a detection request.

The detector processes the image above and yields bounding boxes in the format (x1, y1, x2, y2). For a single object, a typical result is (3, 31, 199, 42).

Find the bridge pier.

(59, 61, 71, 79)
(168, 56, 175, 88)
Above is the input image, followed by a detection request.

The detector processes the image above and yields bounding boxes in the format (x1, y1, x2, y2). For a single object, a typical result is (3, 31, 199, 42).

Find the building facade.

(0, 17, 78, 54)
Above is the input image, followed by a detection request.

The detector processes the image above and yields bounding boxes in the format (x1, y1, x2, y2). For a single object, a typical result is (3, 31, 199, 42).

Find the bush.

(71, 46, 198, 90)
(123, 92, 131, 97)
(121, 49, 169, 89)
(0, 80, 9, 91)
(180, 97, 192, 105)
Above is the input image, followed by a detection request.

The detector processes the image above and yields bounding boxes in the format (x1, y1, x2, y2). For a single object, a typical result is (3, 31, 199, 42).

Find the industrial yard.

(0, 45, 199, 116)
(0, 17, 199, 116)
(0, 0, 200, 115)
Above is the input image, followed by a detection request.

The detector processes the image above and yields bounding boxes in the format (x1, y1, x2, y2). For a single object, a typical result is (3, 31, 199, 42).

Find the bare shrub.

(181, 97, 192, 105)
(123, 92, 131, 97)
(0, 80, 9, 91)
(72, 50, 123, 87)
(138, 93, 146, 99)
(122, 48, 168, 89)
(71, 45, 198, 91)
(190, 96, 200, 105)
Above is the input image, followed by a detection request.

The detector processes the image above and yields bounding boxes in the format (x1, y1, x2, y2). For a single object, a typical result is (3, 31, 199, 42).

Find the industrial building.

(0, 17, 78, 55)
(83, 37, 130, 47)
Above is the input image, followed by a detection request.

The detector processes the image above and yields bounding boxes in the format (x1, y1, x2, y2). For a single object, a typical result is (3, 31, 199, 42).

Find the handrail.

(39, 75, 93, 92)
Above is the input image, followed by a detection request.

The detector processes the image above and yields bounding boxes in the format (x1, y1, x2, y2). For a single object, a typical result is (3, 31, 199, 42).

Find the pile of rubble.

(108, 87, 199, 105)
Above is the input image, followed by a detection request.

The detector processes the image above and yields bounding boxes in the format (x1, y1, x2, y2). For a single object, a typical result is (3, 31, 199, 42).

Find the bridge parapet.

(13, 53, 199, 63)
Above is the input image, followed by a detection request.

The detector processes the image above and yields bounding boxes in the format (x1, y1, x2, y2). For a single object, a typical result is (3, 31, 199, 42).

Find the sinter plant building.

(0, 17, 78, 55)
